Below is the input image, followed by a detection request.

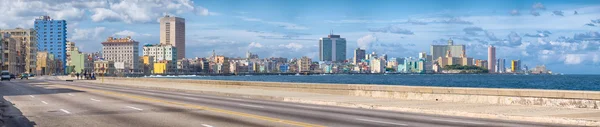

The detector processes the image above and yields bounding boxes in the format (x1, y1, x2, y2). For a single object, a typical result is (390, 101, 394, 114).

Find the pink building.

(488, 45, 496, 73)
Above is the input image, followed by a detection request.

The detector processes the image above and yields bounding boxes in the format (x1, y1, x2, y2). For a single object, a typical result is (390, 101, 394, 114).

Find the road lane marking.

(429, 118, 486, 125)
(355, 118, 407, 126)
(41, 101, 48, 104)
(238, 104, 264, 108)
(60, 109, 71, 114)
(56, 84, 324, 127)
(68, 93, 74, 96)
(126, 106, 144, 111)
(184, 97, 199, 100)
(201, 124, 213, 127)
(223, 98, 243, 101)
(90, 98, 101, 102)
(29, 95, 35, 98)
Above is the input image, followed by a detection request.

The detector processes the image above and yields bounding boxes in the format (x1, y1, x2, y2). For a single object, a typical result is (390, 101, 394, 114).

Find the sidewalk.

(56, 76, 600, 126)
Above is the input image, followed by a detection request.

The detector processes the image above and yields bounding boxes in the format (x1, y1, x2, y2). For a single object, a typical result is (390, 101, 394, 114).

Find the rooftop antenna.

(330, 29, 333, 35)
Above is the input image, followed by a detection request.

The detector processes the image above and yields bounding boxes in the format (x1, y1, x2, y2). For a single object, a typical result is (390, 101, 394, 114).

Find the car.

(10, 74, 15, 80)
(20, 73, 28, 79)
(1, 71, 10, 81)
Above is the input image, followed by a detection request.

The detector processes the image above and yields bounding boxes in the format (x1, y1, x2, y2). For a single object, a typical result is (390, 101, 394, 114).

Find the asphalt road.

(0, 77, 574, 127)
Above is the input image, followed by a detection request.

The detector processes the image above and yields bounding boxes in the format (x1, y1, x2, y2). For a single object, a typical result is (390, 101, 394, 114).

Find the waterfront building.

(381, 54, 388, 61)
(319, 33, 346, 62)
(298, 56, 311, 73)
(94, 60, 115, 75)
(215, 56, 229, 74)
(141, 55, 154, 74)
(430, 39, 465, 61)
(511, 60, 521, 73)
(437, 50, 473, 67)
(66, 41, 76, 66)
(142, 44, 177, 62)
(1, 33, 23, 74)
(531, 65, 552, 74)
(370, 58, 385, 73)
(488, 45, 496, 73)
(177, 58, 190, 74)
(101, 36, 139, 73)
(153, 60, 173, 74)
(35, 16, 66, 73)
(246, 51, 259, 60)
(353, 48, 365, 64)
(496, 59, 506, 73)
(160, 15, 186, 59)
(475, 60, 488, 69)
(1, 28, 37, 74)
(279, 64, 289, 73)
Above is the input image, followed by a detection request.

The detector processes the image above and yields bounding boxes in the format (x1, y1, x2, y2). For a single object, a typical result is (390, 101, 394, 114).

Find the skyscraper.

(35, 16, 66, 74)
(353, 48, 365, 64)
(511, 60, 521, 73)
(488, 45, 496, 73)
(430, 39, 465, 61)
(319, 33, 346, 62)
(496, 58, 505, 73)
(160, 15, 185, 59)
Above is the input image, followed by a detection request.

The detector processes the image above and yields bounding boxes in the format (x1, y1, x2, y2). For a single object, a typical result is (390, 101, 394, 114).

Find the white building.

(101, 36, 139, 73)
(142, 44, 177, 62)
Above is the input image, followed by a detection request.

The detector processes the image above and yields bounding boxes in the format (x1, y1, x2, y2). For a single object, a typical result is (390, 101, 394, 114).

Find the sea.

(150, 74, 600, 91)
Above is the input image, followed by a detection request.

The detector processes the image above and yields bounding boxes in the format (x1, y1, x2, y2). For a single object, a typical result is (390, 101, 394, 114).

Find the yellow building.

(142, 55, 154, 74)
(437, 50, 472, 67)
(511, 60, 521, 72)
(153, 61, 172, 74)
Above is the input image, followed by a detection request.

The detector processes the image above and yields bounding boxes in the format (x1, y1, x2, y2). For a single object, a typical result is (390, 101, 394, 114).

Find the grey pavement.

(1, 77, 576, 127)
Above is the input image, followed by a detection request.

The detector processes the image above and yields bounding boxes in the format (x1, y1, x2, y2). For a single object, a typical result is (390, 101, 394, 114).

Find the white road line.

(126, 106, 143, 111)
(184, 97, 199, 100)
(41, 101, 48, 104)
(201, 124, 213, 127)
(90, 98, 101, 102)
(29, 95, 35, 98)
(60, 109, 71, 114)
(355, 118, 407, 126)
(429, 118, 486, 125)
(238, 104, 264, 108)
(67, 93, 74, 96)
(223, 98, 243, 101)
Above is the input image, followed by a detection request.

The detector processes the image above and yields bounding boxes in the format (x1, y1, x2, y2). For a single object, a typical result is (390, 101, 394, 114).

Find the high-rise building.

(101, 36, 139, 73)
(1, 28, 37, 73)
(319, 33, 346, 62)
(160, 15, 185, 59)
(431, 39, 465, 61)
(353, 48, 365, 64)
(35, 16, 66, 74)
(496, 59, 506, 73)
(1, 33, 23, 74)
(488, 45, 496, 73)
(511, 60, 521, 73)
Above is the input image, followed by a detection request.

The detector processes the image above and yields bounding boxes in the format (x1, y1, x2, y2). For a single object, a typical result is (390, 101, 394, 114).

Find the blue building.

(35, 16, 67, 74)
(319, 33, 346, 62)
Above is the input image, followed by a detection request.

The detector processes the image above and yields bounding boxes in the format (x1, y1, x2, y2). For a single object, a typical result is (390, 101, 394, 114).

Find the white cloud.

(249, 42, 264, 48)
(70, 27, 107, 42)
(91, 8, 123, 22)
(114, 30, 137, 37)
(357, 34, 378, 49)
(279, 43, 304, 51)
(564, 54, 585, 64)
(236, 16, 308, 30)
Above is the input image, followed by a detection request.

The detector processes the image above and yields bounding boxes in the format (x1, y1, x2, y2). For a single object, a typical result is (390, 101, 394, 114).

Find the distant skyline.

(0, 0, 599, 74)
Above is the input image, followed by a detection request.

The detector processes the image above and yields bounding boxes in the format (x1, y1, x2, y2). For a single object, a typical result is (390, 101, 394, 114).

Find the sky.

(0, 0, 599, 74)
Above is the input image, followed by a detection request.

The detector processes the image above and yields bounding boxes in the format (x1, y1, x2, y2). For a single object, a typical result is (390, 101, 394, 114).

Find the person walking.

(76, 73, 80, 80)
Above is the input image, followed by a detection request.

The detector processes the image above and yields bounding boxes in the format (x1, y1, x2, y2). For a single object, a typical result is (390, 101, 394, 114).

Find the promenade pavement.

(56, 76, 600, 126)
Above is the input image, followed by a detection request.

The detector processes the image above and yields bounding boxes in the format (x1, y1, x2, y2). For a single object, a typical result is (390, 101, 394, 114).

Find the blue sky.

(0, 0, 599, 74)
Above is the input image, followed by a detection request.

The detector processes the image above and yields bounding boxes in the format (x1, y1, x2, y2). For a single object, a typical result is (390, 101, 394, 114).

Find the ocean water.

(159, 74, 600, 91)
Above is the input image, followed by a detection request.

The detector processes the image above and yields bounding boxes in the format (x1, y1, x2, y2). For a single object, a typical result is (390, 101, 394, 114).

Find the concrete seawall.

(96, 77, 600, 109)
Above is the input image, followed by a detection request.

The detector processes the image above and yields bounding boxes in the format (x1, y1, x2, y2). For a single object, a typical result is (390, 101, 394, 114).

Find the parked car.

(1, 71, 10, 81)
(10, 74, 16, 79)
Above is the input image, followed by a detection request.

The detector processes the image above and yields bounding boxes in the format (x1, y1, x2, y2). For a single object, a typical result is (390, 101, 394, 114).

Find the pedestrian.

(76, 73, 80, 80)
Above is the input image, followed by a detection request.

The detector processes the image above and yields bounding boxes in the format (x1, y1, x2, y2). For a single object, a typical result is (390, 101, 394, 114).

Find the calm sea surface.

(156, 74, 600, 91)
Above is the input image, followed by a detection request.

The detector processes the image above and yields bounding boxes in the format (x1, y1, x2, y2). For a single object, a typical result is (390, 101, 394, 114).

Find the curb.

(75, 80, 600, 126)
